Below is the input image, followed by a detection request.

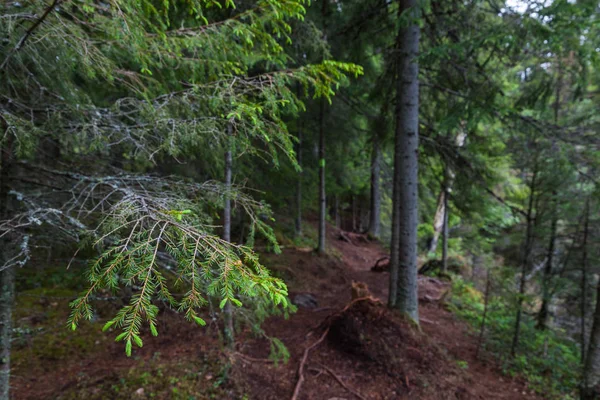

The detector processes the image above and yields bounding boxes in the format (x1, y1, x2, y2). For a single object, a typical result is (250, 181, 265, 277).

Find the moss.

(12, 287, 107, 372)
(57, 357, 241, 400)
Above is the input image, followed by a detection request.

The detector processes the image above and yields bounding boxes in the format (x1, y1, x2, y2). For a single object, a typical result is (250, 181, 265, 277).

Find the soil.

(11, 225, 542, 400)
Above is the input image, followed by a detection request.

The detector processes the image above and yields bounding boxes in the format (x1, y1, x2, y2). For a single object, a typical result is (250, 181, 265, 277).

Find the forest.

(0, 0, 599, 399)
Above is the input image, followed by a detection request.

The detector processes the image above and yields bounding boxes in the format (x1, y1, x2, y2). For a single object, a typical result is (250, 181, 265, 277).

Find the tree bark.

(352, 194, 357, 232)
(222, 124, 234, 347)
(317, 98, 327, 254)
(0, 124, 14, 400)
(536, 197, 558, 330)
(428, 131, 466, 254)
(0, 266, 14, 400)
(334, 195, 340, 229)
(389, 0, 420, 323)
(582, 217, 600, 400)
(441, 185, 449, 273)
(368, 134, 381, 238)
(581, 200, 590, 363)
(511, 165, 537, 356)
(295, 124, 302, 238)
(317, 0, 328, 254)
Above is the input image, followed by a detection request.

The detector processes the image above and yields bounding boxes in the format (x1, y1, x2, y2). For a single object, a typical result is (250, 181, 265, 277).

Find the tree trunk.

(511, 165, 537, 356)
(441, 185, 449, 273)
(317, 0, 328, 255)
(0, 126, 14, 400)
(389, 0, 420, 323)
(476, 269, 491, 359)
(295, 125, 302, 238)
(368, 134, 381, 238)
(536, 198, 558, 330)
(317, 98, 327, 254)
(222, 125, 234, 347)
(582, 240, 600, 400)
(428, 131, 466, 254)
(581, 200, 590, 363)
(0, 266, 14, 400)
(352, 194, 357, 232)
(334, 195, 340, 229)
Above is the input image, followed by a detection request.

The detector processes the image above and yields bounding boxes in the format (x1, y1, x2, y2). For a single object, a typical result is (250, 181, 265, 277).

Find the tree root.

(290, 326, 330, 400)
(291, 296, 381, 400)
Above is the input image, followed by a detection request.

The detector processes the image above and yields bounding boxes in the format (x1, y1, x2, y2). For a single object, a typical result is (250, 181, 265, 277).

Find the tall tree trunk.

(352, 194, 357, 232)
(0, 127, 14, 400)
(511, 165, 538, 356)
(0, 266, 14, 400)
(582, 227, 600, 400)
(581, 200, 590, 363)
(317, 98, 326, 254)
(368, 134, 381, 238)
(222, 125, 234, 347)
(441, 185, 449, 273)
(476, 268, 492, 359)
(537, 197, 558, 330)
(428, 131, 466, 254)
(295, 125, 302, 238)
(334, 195, 340, 229)
(317, 0, 328, 254)
(389, 0, 420, 323)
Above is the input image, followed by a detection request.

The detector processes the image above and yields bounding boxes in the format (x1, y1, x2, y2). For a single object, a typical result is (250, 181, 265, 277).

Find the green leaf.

(102, 320, 116, 332)
(219, 298, 228, 309)
(125, 338, 132, 357)
(133, 334, 143, 348)
(193, 316, 207, 326)
(150, 323, 158, 337)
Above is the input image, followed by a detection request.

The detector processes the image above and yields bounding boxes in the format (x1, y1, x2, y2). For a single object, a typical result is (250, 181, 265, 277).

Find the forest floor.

(11, 225, 543, 400)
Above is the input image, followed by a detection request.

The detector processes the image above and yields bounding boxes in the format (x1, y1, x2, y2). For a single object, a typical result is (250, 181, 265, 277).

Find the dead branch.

(233, 352, 274, 364)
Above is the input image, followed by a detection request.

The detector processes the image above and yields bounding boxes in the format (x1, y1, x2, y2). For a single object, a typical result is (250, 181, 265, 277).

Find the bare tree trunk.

(295, 125, 302, 238)
(582, 226, 600, 400)
(352, 195, 357, 232)
(476, 269, 492, 359)
(0, 126, 14, 400)
(511, 165, 538, 356)
(334, 195, 340, 229)
(581, 199, 590, 363)
(317, 98, 326, 254)
(0, 265, 14, 400)
(368, 134, 381, 238)
(441, 185, 449, 273)
(537, 197, 558, 330)
(428, 131, 466, 254)
(222, 125, 234, 347)
(389, 0, 420, 323)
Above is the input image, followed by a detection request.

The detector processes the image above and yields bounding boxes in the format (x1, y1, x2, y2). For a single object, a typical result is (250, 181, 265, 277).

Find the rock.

(292, 293, 318, 309)
(134, 388, 144, 396)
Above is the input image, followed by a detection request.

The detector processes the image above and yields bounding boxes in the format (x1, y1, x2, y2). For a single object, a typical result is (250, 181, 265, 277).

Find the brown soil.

(11, 225, 542, 400)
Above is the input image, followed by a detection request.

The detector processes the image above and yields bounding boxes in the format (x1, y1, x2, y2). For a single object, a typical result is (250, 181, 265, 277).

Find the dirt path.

(237, 226, 542, 399)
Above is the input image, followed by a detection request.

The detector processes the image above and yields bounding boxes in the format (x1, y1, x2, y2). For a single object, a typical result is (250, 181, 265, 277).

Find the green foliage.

(448, 277, 580, 399)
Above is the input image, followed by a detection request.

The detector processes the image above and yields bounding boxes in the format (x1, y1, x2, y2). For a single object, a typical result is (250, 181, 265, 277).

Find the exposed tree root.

(290, 326, 330, 400)
(291, 296, 381, 400)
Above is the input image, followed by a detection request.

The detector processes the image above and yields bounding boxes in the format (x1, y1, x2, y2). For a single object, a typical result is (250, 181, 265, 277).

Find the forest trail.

(12, 225, 542, 400)
(235, 226, 542, 400)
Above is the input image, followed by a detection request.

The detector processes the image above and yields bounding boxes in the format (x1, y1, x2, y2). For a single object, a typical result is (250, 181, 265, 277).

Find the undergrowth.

(448, 277, 580, 399)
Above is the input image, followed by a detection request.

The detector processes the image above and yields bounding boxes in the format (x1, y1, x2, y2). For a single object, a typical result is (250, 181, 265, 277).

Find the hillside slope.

(11, 225, 541, 400)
